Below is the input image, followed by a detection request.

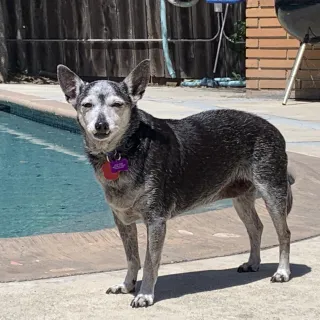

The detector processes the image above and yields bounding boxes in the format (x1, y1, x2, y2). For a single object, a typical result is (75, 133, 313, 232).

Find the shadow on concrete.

(143, 263, 311, 303)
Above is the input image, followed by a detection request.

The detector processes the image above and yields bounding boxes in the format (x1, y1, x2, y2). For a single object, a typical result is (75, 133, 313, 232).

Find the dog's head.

(57, 59, 150, 151)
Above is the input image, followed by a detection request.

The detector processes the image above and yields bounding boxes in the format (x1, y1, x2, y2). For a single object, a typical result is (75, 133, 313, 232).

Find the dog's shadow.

(136, 263, 311, 302)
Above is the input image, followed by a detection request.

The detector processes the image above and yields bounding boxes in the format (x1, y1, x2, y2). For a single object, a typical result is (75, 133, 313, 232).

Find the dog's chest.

(95, 169, 144, 224)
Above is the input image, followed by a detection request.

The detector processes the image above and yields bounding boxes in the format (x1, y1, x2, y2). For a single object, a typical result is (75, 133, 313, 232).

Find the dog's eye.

(83, 103, 93, 108)
(111, 102, 123, 108)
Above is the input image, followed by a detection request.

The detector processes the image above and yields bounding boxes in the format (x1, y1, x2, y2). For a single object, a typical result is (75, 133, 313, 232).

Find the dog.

(57, 59, 294, 308)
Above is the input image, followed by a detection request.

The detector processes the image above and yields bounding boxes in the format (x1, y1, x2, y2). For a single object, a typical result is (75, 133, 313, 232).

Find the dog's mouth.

(93, 132, 110, 140)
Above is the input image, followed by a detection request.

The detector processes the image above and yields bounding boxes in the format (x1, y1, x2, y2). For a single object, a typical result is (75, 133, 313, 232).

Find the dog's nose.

(95, 121, 109, 133)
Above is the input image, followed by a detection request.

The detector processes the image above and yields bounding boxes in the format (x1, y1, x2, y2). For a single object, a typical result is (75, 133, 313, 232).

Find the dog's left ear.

(57, 65, 84, 108)
(123, 59, 150, 104)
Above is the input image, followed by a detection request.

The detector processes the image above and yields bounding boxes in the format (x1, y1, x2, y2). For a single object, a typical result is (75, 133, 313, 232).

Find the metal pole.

(282, 42, 307, 105)
(213, 3, 229, 75)
(161, 0, 176, 78)
(5, 19, 221, 44)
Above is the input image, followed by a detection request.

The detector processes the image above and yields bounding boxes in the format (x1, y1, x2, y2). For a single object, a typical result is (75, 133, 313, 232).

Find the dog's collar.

(106, 149, 122, 162)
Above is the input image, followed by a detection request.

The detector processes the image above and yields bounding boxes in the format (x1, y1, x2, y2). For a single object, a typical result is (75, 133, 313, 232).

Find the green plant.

(231, 72, 242, 81)
(230, 20, 246, 43)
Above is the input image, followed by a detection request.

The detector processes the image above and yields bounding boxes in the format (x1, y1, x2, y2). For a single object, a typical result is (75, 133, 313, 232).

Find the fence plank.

(5, 0, 17, 73)
(88, 0, 106, 77)
(130, 0, 149, 68)
(204, 3, 214, 77)
(57, 0, 66, 67)
(103, 0, 120, 78)
(0, 0, 8, 81)
(61, 0, 79, 74)
(78, 0, 93, 76)
(45, 1, 62, 72)
(167, 3, 179, 78)
(117, 0, 134, 77)
(192, 2, 212, 78)
(34, 0, 49, 74)
(28, 0, 39, 74)
(40, 0, 52, 73)
(146, 0, 164, 78)
(176, 6, 194, 78)
(12, 0, 27, 73)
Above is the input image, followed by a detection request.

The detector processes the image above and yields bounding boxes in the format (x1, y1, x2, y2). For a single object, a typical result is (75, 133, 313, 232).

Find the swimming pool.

(0, 109, 231, 238)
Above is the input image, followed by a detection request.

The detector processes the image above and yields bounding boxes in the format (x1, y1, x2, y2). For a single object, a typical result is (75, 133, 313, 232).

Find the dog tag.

(110, 158, 128, 173)
(102, 162, 119, 180)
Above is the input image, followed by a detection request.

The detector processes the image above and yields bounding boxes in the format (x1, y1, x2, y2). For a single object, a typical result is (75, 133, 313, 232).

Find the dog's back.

(147, 108, 291, 214)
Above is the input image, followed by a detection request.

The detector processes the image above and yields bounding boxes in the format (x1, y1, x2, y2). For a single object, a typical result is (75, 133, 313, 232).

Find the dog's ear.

(57, 65, 84, 107)
(123, 59, 150, 104)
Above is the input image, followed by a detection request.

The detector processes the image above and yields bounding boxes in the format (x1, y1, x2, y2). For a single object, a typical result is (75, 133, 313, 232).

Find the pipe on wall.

(160, 0, 176, 78)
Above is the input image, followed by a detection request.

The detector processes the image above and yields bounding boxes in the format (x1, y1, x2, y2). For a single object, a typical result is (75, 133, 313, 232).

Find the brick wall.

(246, 0, 320, 99)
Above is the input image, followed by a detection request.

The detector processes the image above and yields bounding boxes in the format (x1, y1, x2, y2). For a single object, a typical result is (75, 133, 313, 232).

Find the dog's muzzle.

(93, 121, 110, 140)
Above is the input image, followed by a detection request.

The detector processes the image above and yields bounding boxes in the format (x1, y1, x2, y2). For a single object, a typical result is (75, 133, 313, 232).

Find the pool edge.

(0, 88, 79, 133)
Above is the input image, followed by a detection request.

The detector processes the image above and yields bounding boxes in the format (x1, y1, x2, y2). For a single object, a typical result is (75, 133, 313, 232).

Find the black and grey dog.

(57, 60, 294, 308)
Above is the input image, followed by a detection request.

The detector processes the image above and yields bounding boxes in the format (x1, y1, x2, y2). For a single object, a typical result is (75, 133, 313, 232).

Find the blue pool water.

(0, 111, 114, 238)
(0, 111, 231, 238)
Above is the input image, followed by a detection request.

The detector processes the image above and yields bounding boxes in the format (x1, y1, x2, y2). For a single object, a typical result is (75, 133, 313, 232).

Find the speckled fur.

(57, 60, 295, 308)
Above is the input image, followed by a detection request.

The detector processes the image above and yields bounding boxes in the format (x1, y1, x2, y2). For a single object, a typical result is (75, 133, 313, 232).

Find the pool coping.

(1, 89, 320, 282)
(0, 89, 76, 119)
(0, 89, 80, 133)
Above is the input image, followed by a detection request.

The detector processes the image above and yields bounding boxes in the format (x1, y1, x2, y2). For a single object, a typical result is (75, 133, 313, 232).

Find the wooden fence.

(1, 0, 245, 80)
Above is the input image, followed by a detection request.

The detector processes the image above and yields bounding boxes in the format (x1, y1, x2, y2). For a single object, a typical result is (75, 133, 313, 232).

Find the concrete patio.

(0, 236, 319, 320)
(1, 84, 320, 319)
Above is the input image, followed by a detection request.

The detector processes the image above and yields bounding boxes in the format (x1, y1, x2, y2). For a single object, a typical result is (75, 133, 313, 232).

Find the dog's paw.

(237, 262, 260, 273)
(130, 293, 154, 308)
(270, 269, 291, 283)
(106, 283, 135, 294)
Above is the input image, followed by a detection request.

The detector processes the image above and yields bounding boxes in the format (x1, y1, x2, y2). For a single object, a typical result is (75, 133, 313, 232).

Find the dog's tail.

(287, 170, 295, 215)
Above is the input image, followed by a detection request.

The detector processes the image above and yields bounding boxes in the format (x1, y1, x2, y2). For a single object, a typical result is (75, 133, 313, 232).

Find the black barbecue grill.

(275, 0, 320, 104)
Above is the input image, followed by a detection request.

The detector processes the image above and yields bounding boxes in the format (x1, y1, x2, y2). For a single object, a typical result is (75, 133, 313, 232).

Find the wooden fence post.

(0, 1, 8, 82)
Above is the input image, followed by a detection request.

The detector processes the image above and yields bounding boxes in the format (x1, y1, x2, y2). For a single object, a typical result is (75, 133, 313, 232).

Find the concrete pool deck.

(1, 236, 319, 319)
(1, 84, 320, 317)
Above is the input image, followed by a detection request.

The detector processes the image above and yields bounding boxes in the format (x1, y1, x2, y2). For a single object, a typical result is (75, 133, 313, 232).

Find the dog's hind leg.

(255, 168, 291, 282)
(106, 214, 141, 294)
(233, 188, 263, 273)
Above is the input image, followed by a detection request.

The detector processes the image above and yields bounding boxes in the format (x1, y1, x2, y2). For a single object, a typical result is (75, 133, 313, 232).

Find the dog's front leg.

(131, 218, 167, 308)
(106, 213, 141, 294)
